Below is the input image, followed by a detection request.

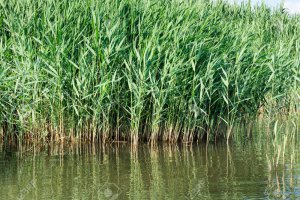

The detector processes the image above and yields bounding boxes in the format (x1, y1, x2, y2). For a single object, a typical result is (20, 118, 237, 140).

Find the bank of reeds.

(0, 0, 299, 145)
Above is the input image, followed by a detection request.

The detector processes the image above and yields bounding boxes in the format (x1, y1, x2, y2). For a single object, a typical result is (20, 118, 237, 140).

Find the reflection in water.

(0, 142, 299, 199)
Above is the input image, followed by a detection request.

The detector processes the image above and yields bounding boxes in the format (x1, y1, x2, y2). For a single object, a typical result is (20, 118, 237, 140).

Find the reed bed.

(0, 0, 299, 145)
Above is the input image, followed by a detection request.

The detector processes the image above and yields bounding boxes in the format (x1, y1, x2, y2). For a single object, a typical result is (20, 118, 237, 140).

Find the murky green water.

(0, 141, 299, 200)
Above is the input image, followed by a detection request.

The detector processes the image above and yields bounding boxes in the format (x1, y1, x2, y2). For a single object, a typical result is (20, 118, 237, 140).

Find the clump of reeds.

(0, 0, 299, 144)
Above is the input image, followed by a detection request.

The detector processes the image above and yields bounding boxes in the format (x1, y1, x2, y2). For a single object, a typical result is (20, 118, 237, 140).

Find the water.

(0, 141, 299, 200)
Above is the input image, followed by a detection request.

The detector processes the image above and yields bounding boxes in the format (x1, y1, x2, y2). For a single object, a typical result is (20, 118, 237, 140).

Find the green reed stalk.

(0, 0, 299, 144)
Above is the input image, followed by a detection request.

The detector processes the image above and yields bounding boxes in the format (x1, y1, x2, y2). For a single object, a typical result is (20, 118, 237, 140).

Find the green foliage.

(0, 0, 299, 143)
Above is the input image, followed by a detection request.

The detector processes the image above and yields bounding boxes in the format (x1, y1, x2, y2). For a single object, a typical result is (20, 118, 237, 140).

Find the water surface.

(0, 141, 299, 200)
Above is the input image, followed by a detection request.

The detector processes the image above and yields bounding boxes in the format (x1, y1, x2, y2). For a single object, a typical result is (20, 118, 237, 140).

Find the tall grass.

(0, 0, 299, 144)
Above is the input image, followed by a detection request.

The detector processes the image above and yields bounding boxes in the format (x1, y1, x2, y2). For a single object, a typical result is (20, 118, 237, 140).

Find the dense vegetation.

(0, 0, 299, 145)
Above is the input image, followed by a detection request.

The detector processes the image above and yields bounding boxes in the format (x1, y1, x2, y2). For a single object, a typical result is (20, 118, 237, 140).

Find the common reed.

(0, 0, 299, 144)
